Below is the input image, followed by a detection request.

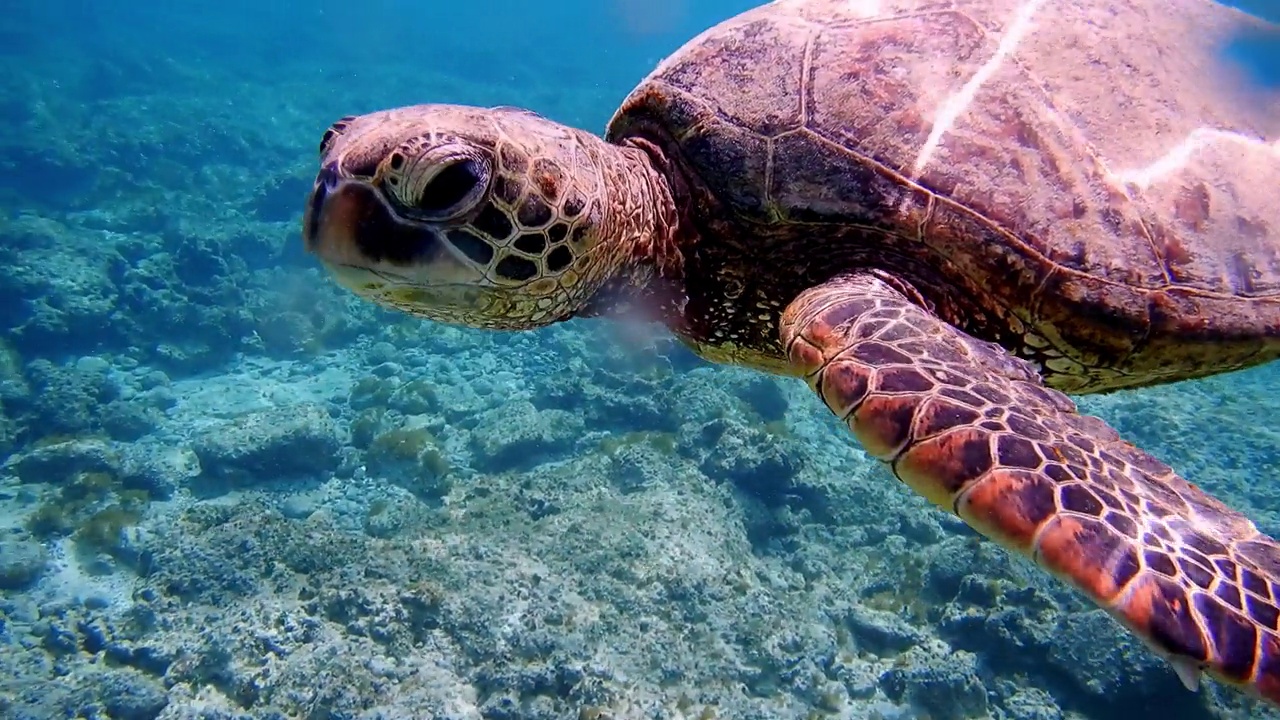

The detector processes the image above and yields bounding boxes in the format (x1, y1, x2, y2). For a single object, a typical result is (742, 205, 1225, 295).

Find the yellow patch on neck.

(680, 337, 802, 377)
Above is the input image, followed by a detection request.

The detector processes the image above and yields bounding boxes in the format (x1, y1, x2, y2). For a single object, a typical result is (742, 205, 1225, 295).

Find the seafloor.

(3, 5, 1280, 720)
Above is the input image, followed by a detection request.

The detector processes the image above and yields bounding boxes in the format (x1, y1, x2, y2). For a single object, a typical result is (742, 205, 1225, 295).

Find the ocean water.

(1, 1, 1279, 719)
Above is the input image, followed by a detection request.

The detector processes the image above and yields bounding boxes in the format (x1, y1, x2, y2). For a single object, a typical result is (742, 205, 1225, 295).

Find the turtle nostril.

(317, 162, 341, 190)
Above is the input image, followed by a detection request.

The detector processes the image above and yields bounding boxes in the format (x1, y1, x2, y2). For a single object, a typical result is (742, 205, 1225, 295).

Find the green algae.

(74, 503, 142, 555)
(349, 375, 395, 407)
(350, 407, 385, 448)
(390, 377, 438, 414)
(23, 469, 149, 558)
(367, 498, 389, 518)
(597, 430, 678, 456)
(370, 426, 452, 478)
(371, 426, 437, 460)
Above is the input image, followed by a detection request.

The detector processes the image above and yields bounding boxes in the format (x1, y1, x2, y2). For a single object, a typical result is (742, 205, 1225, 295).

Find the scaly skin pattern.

(781, 273, 1280, 706)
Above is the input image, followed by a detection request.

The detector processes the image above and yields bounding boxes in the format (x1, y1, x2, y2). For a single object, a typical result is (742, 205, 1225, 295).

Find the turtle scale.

(605, 0, 1280, 393)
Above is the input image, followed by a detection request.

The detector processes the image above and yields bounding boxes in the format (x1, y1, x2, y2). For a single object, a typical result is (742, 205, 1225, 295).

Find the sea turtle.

(301, 0, 1280, 707)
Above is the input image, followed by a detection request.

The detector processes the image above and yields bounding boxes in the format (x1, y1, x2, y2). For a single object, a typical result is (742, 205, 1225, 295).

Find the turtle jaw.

(322, 263, 520, 329)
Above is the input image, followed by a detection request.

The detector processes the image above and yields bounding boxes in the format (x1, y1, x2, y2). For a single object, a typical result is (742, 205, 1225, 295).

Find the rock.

(119, 444, 201, 499)
(9, 438, 121, 485)
(880, 646, 988, 720)
(23, 357, 119, 435)
(97, 668, 169, 720)
(842, 606, 922, 656)
(101, 399, 162, 441)
(137, 369, 171, 390)
(738, 375, 789, 422)
(470, 402, 582, 472)
(365, 341, 400, 366)
(1047, 608, 1172, 699)
(192, 403, 343, 486)
(697, 419, 805, 507)
(279, 494, 319, 520)
(0, 532, 49, 589)
(999, 684, 1063, 720)
(608, 443, 669, 494)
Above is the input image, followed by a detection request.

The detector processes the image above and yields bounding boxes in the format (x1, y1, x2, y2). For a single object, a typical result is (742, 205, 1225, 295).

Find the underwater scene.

(2, 0, 1280, 718)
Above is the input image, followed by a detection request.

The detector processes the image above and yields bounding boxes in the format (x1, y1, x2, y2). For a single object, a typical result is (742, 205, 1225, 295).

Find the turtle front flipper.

(780, 272, 1280, 706)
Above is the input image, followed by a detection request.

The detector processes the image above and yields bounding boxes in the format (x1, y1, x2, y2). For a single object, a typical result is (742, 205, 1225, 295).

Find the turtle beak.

(302, 163, 341, 257)
(304, 163, 386, 268)
(302, 164, 436, 269)
(301, 162, 489, 292)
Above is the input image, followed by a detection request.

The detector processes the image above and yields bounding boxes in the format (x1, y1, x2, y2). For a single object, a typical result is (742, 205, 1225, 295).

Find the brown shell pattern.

(606, 0, 1280, 393)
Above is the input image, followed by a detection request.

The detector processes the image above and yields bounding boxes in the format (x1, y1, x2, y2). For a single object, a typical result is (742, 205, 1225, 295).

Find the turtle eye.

(413, 157, 489, 219)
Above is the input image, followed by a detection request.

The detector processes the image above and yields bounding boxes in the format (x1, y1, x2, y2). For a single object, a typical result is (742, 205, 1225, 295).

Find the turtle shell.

(606, 0, 1280, 392)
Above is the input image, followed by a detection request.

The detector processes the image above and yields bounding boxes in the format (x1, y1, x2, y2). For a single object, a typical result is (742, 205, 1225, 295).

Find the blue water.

(1225, 0, 1280, 85)
(1, 2, 1279, 719)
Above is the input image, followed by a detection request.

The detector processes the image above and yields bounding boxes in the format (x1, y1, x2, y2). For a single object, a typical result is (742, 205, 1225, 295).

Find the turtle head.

(303, 103, 657, 330)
